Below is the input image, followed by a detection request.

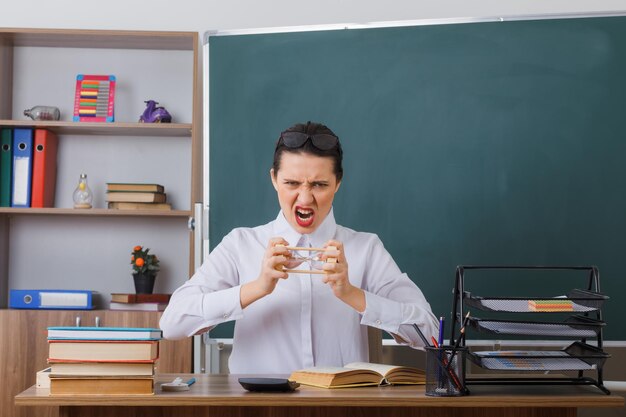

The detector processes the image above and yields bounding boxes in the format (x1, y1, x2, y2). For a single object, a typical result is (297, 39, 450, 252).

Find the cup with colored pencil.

(415, 313, 470, 396)
(424, 343, 468, 396)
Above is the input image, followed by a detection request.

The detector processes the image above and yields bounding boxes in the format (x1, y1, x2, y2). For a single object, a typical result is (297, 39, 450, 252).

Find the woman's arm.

(357, 234, 439, 348)
(160, 232, 296, 339)
(240, 237, 291, 308)
(319, 240, 366, 312)
(159, 231, 245, 339)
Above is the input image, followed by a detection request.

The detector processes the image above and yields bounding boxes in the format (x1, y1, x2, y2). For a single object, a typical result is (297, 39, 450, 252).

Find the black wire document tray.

(464, 288, 607, 313)
(452, 266, 611, 394)
(469, 342, 609, 371)
(467, 315, 605, 338)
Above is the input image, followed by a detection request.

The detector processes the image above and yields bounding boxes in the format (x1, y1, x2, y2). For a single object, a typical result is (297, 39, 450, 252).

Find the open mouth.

(295, 207, 315, 227)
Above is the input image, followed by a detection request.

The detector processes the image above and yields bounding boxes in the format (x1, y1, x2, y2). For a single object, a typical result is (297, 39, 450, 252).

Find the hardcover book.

(106, 183, 164, 193)
(49, 376, 154, 395)
(109, 302, 167, 311)
(110, 293, 171, 304)
(105, 191, 166, 203)
(48, 361, 155, 376)
(107, 202, 172, 211)
(47, 326, 162, 340)
(289, 362, 425, 388)
(48, 340, 159, 362)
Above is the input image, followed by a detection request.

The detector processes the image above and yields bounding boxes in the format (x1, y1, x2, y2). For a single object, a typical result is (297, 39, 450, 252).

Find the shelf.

(0, 28, 196, 50)
(0, 208, 192, 217)
(0, 120, 192, 137)
(0, 27, 199, 417)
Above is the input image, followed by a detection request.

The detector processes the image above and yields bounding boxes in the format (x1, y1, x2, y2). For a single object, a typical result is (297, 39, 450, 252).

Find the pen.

(446, 311, 470, 371)
(432, 335, 444, 389)
(438, 316, 445, 346)
(412, 323, 432, 347)
(186, 377, 196, 387)
(431, 336, 439, 347)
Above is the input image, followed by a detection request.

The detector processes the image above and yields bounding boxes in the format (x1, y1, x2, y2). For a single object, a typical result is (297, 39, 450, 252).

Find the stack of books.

(47, 326, 161, 395)
(109, 292, 171, 311)
(105, 183, 171, 210)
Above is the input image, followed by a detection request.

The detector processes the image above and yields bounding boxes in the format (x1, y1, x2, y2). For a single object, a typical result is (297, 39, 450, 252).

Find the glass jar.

(73, 174, 93, 209)
(23, 105, 61, 121)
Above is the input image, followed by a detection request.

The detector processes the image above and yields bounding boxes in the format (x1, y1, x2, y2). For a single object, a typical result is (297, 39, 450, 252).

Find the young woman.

(160, 122, 437, 373)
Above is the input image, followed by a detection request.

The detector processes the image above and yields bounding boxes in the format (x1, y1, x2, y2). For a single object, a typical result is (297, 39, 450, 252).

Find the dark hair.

(272, 121, 344, 181)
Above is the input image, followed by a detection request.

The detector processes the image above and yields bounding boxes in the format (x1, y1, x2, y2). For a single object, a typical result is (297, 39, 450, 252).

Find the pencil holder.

(424, 346, 468, 397)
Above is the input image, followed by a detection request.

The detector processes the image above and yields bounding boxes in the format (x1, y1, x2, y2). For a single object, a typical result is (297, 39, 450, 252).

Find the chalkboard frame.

(202, 12, 626, 340)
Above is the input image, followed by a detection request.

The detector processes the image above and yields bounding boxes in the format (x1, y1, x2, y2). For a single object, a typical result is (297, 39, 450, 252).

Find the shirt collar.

(272, 208, 337, 248)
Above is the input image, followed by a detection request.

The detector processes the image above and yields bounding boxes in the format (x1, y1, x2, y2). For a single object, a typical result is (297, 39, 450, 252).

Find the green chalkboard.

(207, 16, 626, 340)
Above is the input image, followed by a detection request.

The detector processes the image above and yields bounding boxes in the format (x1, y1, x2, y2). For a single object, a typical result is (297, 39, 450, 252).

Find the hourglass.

(276, 245, 337, 274)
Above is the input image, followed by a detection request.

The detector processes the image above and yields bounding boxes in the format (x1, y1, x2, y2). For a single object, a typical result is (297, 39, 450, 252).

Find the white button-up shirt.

(160, 209, 438, 374)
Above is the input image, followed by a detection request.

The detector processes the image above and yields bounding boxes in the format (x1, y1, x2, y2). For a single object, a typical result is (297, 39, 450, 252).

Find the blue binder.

(11, 128, 34, 207)
(9, 289, 95, 310)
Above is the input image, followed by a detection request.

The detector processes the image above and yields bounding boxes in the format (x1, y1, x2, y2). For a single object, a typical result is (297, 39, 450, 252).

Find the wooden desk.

(15, 374, 624, 417)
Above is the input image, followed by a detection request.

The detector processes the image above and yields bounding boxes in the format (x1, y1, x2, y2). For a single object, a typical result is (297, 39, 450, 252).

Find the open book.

(289, 362, 425, 388)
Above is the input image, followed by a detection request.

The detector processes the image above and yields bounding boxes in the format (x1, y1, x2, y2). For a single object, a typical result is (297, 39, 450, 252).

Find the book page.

(290, 366, 382, 388)
(344, 362, 394, 377)
(295, 367, 352, 375)
(344, 362, 425, 385)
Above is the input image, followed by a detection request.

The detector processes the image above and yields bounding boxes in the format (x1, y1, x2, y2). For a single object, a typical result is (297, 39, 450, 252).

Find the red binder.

(31, 129, 59, 208)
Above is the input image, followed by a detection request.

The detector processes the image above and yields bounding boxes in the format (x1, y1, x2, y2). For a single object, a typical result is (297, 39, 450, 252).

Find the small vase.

(133, 272, 156, 294)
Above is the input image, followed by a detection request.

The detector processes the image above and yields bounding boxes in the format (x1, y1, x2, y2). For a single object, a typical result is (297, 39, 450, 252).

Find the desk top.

(15, 374, 624, 408)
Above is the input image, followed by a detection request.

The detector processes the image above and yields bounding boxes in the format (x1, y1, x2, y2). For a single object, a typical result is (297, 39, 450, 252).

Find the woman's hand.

(321, 240, 366, 312)
(240, 237, 290, 308)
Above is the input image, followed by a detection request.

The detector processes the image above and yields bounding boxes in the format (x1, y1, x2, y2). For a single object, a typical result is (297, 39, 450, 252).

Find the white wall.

(1, 0, 625, 34)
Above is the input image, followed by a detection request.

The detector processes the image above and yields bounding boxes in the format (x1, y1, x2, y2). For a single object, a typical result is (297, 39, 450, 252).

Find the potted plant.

(131, 246, 160, 294)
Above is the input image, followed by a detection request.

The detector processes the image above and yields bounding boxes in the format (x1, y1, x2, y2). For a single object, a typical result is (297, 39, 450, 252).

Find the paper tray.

(464, 288, 607, 313)
(467, 315, 604, 338)
(469, 342, 609, 371)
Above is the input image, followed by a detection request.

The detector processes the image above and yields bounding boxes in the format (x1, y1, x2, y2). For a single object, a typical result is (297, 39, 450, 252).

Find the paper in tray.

(469, 342, 609, 371)
(468, 316, 603, 338)
(464, 289, 607, 313)
(468, 351, 596, 371)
